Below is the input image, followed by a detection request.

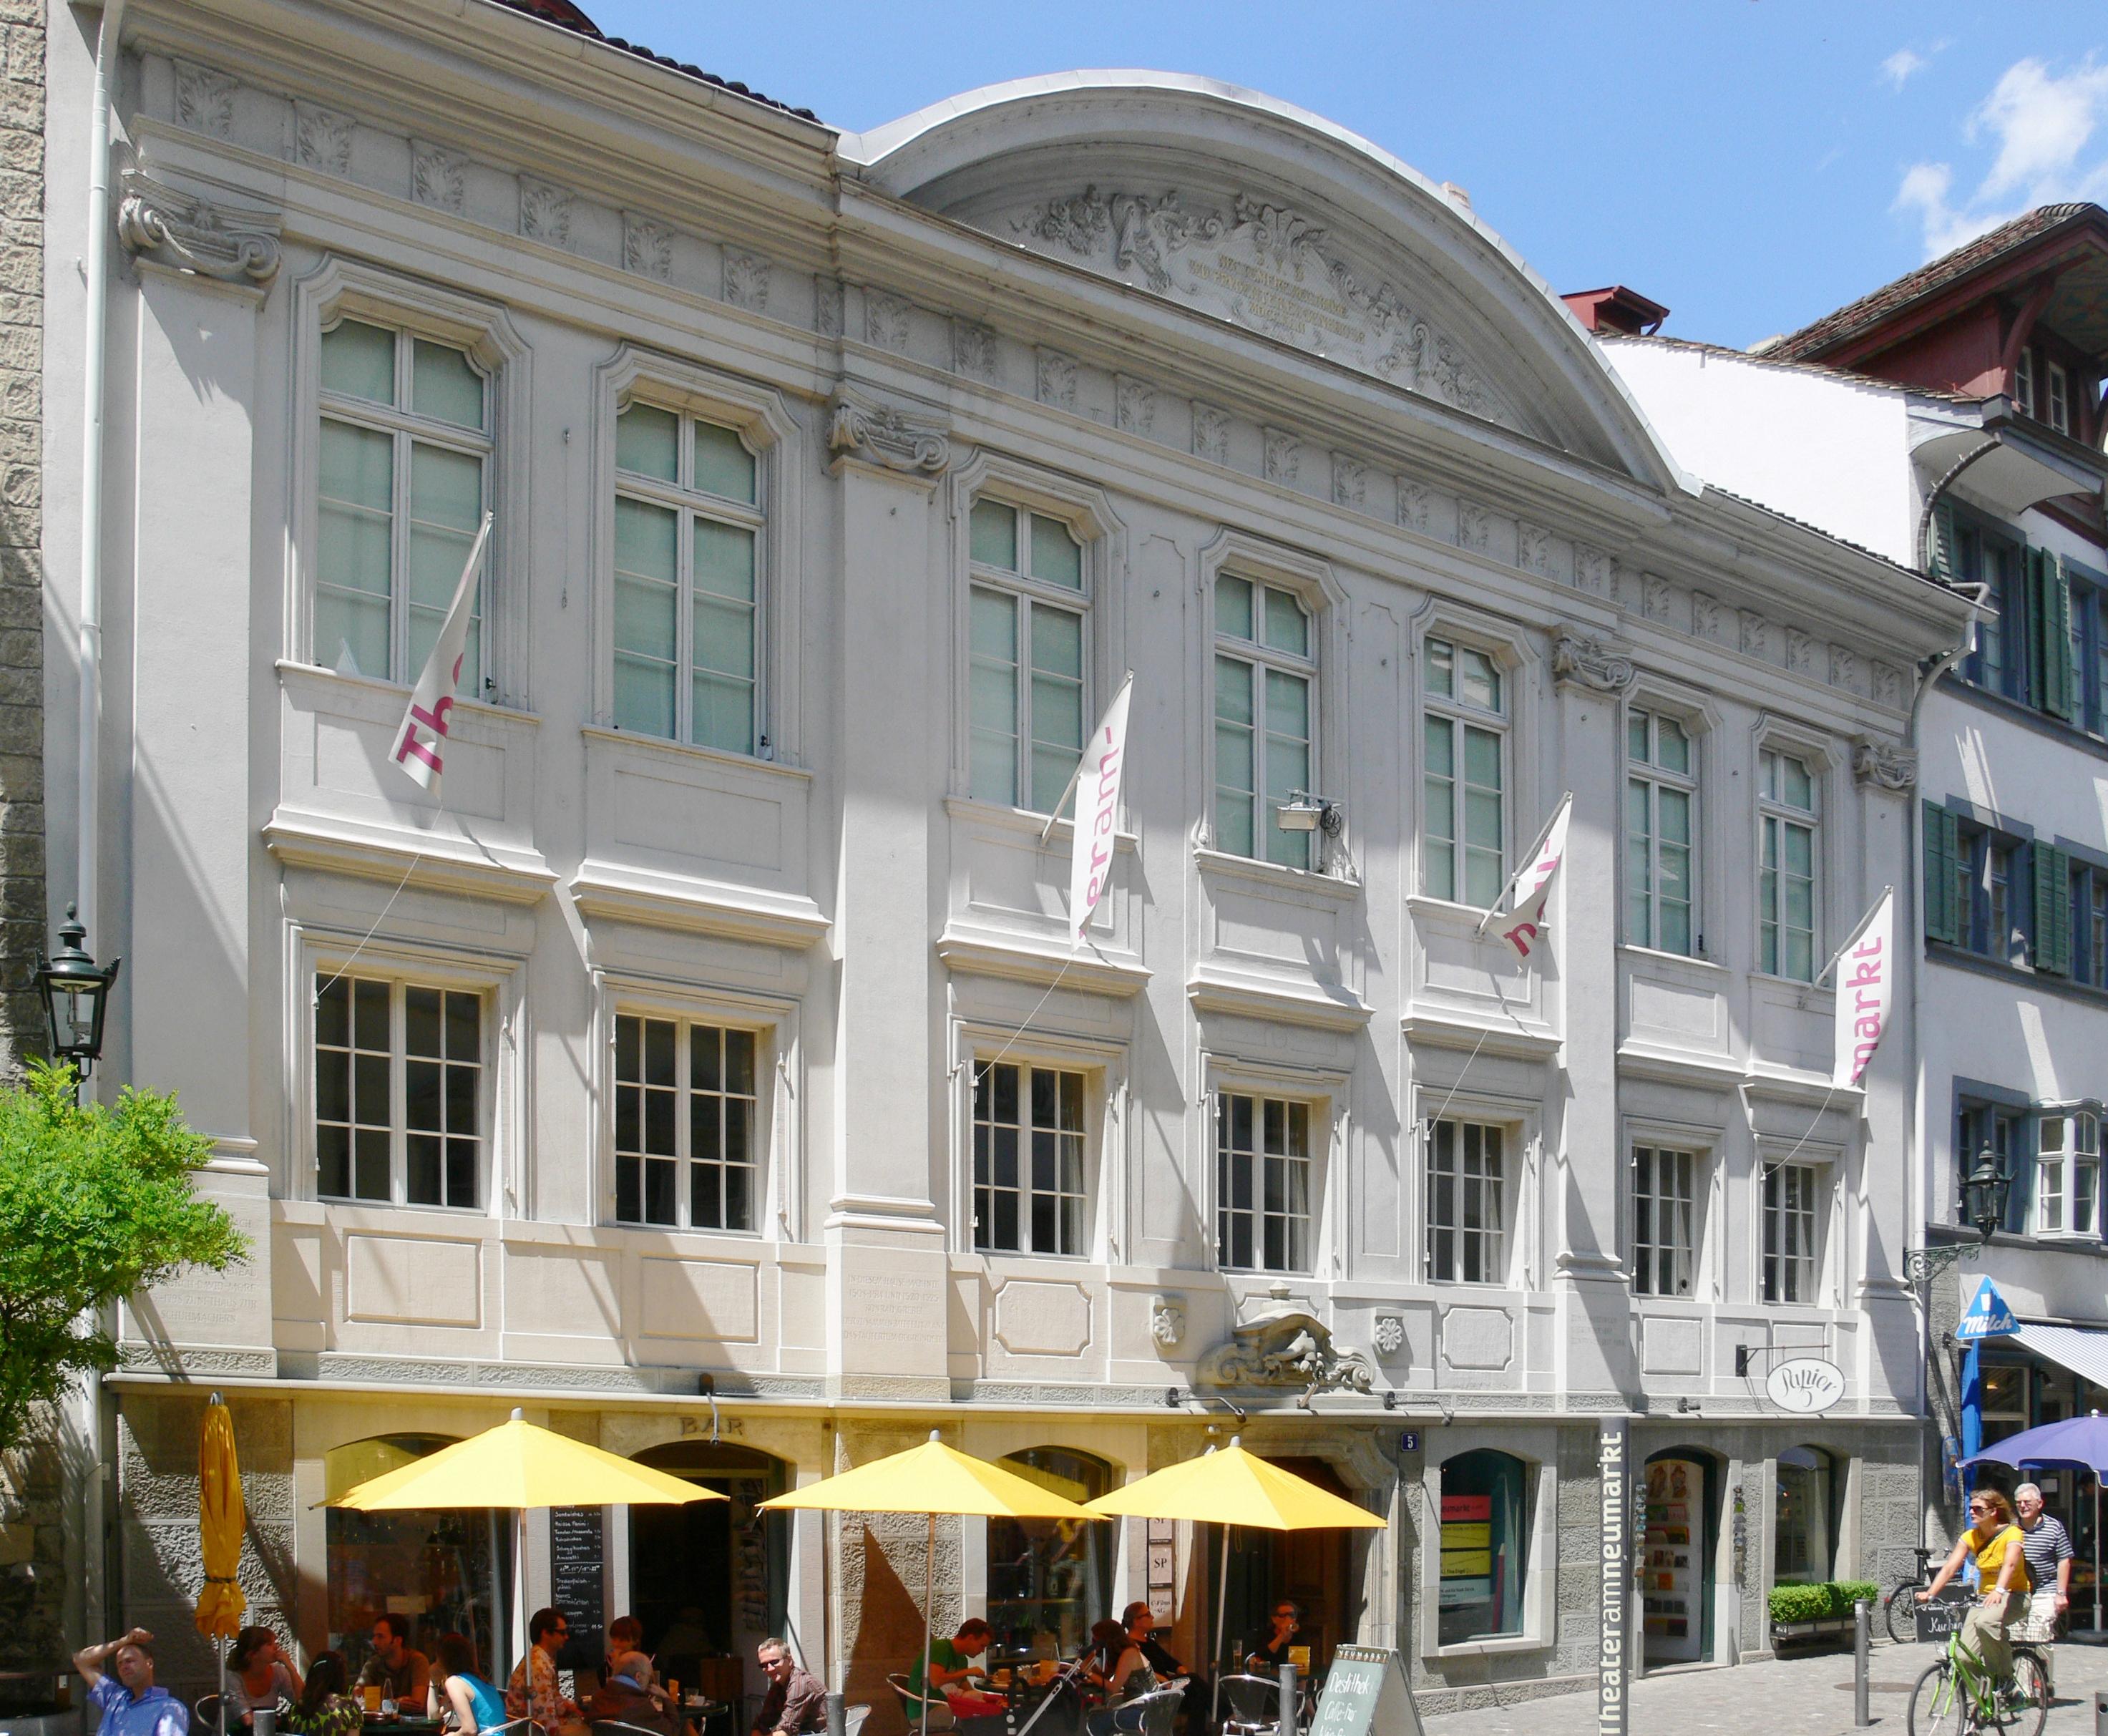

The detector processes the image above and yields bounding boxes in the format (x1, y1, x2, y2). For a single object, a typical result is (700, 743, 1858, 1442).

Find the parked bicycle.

(1886, 1547, 1941, 1643)
(1904, 1622, 2048, 1735)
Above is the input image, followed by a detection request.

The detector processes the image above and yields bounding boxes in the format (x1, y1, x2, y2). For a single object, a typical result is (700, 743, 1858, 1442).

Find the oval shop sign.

(1765, 1357, 1847, 1414)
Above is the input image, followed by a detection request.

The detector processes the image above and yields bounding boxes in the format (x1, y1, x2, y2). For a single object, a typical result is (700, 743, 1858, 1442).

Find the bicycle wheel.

(1888, 1586, 1922, 1644)
(1996, 1652, 2049, 1736)
(1908, 1658, 1970, 1736)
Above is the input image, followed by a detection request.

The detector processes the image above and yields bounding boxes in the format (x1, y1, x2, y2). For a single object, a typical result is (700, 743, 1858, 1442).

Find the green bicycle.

(1905, 1622, 2049, 1735)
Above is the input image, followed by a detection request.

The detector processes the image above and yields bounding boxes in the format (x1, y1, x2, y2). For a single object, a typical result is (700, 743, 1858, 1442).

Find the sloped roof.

(1772, 203, 2097, 362)
(481, 0, 824, 123)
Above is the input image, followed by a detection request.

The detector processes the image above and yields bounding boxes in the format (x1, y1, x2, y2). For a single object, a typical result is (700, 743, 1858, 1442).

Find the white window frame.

(2016, 346, 2036, 417)
(1214, 576, 1319, 870)
(949, 455, 1123, 818)
(1216, 1087, 1319, 1274)
(1625, 703, 1700, 955)
(1197, 1049, 1340, 1278)
(610, 1008, 768, 1234)
(1424, 1116, 1511, 1286)
(2047, 359, 2070, 435)
(1419, 1426, 1560, 1659)
(1756, 738, 1823, 982)
(593, 970, 799, 1242)
(1629, 1143, 1701, 1298)
(965, 496, 1092, 814)
(970, 1056, 1093, 1258)
(1194, 532, 1344, 877)
(2034, 1103, 2102, 1239)
(289, 258, 531, 705)
(291, 929, 523, 1214)
(951, 1019, 1122, 1263)
(1760, 1156, 1831, 1306)
(1420, 634, 1511, 908)
(590, 344, 805, 765)
(1409, 1081, 1538, 1290)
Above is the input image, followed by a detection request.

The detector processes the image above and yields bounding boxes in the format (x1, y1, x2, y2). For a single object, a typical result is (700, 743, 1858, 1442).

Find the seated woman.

(288, 1652, 363, 1736)
(1081, 1621, 1156, 1736)
(228, 1627, 304, 1729)
(906, 1619, 1007, 1721)
(428, 1632, 508, 1736)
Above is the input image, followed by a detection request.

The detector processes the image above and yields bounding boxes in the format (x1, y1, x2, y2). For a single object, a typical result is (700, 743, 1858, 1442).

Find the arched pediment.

(843, 73, 1684, 492)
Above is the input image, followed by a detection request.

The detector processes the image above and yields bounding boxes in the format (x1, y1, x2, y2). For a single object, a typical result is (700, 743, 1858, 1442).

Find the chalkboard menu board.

(1914, 1589, 1969, 1644)
(550, 1506, 605, 1672)
(1310, 1646, 1422, 1736)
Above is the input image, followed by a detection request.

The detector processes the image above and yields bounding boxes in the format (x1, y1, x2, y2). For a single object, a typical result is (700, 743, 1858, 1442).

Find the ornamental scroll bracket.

(826, 392, 950, 479)
(117, 170, 281, 288)
(1852, 736, 1918, 793)
(1196, 1281, 1376, 1400)
(1550, 628, 1636, 695)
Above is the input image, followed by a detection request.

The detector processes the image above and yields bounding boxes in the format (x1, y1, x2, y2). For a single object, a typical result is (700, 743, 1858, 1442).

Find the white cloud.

(1880, 48, 1928, 92)
(1895, 54, 2108, 259)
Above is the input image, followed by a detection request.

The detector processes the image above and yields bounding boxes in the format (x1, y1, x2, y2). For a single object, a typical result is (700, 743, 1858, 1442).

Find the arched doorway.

(629, 1441, 791, 1705)
(324, 1434, 509, 1684)
(1775, 1445, 1839, 1586)
(1641, 1447, 1721, 1667)
(987, 1448, 1116, 1658)
(1222, 1458, 1357, 1672)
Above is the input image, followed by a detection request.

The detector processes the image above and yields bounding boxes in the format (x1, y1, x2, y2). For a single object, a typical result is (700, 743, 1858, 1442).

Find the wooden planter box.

(1772, 1616, 1855, 1649)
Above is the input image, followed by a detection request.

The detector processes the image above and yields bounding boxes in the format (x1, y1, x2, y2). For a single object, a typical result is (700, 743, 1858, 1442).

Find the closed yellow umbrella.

(1084, 1438, 1384, 1723)
(328, 1410, 722, 1684)
(761, 1434, 1101, 1736)
(196, 1395, 245, 1736)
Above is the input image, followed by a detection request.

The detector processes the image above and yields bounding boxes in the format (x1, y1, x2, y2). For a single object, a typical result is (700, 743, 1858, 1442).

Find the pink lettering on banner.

(394, 696, 454, 774)
(1503, 921, 1539, 957)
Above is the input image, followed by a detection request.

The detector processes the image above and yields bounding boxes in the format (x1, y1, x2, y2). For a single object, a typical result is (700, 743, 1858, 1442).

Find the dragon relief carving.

(1197, 1283, 1375, 1398)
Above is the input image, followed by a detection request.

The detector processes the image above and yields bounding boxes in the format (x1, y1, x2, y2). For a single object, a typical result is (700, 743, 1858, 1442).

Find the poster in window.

(1641, 1459, 1701, 1664)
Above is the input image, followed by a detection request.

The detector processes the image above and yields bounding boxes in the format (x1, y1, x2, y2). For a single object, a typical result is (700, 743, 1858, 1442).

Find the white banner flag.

(1067, 675, 1134, 947)
(391, 513, 493, 794)
(1833, 888, 1895, 1088)
(1493, 794, 1572, 960)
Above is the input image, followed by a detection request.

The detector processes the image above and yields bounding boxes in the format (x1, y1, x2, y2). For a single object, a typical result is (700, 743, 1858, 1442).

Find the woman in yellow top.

(1917, 1487, 2032, 1683)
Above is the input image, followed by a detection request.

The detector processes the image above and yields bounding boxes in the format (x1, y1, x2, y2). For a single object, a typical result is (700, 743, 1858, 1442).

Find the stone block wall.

(117, 1393, 296, 1699)
(0, 1405, 64, 1682)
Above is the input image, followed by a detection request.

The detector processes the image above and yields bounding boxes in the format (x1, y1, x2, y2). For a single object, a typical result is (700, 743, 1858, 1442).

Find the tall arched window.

(987, 1448, 1114, 1657)
(1775, 1445, 1837, 1584)
(326, 1435, 508, 1682)
(1438, 1449, 1531, 1644)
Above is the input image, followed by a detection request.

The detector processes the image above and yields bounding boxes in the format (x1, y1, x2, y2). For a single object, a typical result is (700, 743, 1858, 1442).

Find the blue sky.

(579, 2, 2108, 351)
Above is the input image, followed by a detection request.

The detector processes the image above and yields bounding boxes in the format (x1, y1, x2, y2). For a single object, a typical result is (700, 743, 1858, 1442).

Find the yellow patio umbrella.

(1084, 1438, 1385, 1723)
(761, 1433, 1103, 1736)
(328, 1410, 722, 1681)
(195, 1395, 246, 1736)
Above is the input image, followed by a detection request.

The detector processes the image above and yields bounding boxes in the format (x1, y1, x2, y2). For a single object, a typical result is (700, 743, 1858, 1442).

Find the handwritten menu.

(1309, 1646, 1422, 1736)
(550, 1506, 605, 1671)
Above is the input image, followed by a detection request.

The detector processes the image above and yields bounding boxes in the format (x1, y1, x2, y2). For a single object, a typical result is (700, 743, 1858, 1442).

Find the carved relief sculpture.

(1263, 429, 1301, 485)
(1691, 591, 1722, 640)
(1739, 610, 1770, 660)
(117, 171, 282, 288)
(623, 213, 673, 282)
(864, 289, 911, 353)
(1191, 401, 1229, 465)
(1196, 1283, 1375, 1395)
(1036, 348, 1077, 412)
(1576, 544, 1616, 596)
(1456, 499, 1489, 553)
(175, 62, 238, 138)
(1150, 1296, 1185, 1350)
(1853, 736, 1918, 793)
(827, 394, 950, 477)
(1517, 522, 1551, 577)
(410, 142, 464, 213)
(1643, 573, 1672, 623)
(1830, 645, 1861, 693)
(724, 253, 771, 313)
(1786, 627, 1814, 676)
(1330, 452, 1366, 510)
(814, 277, 844, 338)
(294, 103, 353, 176)
(1551, 628, 1636, 695)
(518, 177, 572, 247)
(1115, 375, 1156, 436)
(952, 319, 997, 381)
(1397, 477, 1430, 534)
(1372, 1314, 1405, 1360)
(1874, 662, 1905, 709)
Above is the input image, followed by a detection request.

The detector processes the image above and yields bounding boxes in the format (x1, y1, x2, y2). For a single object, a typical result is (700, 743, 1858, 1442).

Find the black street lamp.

(35, 902, 120, 1098)
(1961, 1146, 2014, 1242)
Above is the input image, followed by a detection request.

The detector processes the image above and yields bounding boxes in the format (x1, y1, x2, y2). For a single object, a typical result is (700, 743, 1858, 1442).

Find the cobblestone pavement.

(1417, 1638, 2108, 1735)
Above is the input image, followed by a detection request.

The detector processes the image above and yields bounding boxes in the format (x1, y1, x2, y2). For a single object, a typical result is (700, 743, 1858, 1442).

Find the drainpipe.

(74, 0, 127, 1652)
(78, 0, 125, 950)
(1901, 433, 1996, 1556)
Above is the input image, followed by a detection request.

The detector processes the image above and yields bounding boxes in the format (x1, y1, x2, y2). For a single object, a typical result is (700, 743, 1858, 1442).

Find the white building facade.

(47, 0, 1966, 1715)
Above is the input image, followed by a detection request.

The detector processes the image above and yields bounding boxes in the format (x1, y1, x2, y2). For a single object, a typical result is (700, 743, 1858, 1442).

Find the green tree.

(0, 1061, 248, 1451)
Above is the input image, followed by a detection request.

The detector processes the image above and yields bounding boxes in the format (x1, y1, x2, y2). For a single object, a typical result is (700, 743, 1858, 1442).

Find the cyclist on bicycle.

(1918, 1488, 2032, 1686)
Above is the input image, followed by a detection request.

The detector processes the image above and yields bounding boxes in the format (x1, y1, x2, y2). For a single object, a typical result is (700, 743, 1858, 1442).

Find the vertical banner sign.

(1068, 675, 1134, 946)
(1496, 795, 1572, 960)
(1597, 1416, 1630, 1736)
(1832, 889, 1894, 1088)
(393, 512, 494, 794)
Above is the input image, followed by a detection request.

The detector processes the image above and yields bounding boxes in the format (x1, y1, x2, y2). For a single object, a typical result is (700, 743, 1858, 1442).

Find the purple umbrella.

(1959, 1411, 2108, 1631)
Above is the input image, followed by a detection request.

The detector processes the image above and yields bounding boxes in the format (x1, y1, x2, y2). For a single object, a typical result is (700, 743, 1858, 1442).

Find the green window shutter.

(1923, 801, 1961, 944)
(2038, 548, 2077, 721)
(1931, 500, 1959, 584)
(2034, 843, 2073, 975)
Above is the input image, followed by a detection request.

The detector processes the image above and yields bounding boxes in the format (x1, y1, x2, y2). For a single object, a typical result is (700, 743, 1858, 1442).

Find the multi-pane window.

(1959, 524, 2029, 702)
(2066, 573, 2108, 738)
(612, 401, 763, 754)
(1423, 638, 1506, 907)
(968, 499, 1085, 813)
(2048, 360, 2070, 435)
(972, 1062, 1087, 1256)
(1216, 1092, 1313, 1272)
(1957, 826, 2019, 963)
(1757, 748, 1817, 980)
(1425, 1118, 1506, 1284)
(1631, 1145, 1697, 1298)
(2015, 347, 2036, 418)
(613, 1015, 758, 1230)
(1214, 577, 1316, 869)
(1957, 1101, 2028, 1234)
(1761, 1161, 1820, 1305)
(1626, 710, 1696, 954)
(2035, 1108, 2100, 1237)
(316, 318, 489, 687)
(316, 975, 483, 1207)
(2074, 864, 2108, 986)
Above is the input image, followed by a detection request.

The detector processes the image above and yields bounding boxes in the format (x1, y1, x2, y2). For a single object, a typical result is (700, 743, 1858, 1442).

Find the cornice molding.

(1550, 628, 1636, 696)
(117, 167, 281, 288)
(826, 391, 950, 478)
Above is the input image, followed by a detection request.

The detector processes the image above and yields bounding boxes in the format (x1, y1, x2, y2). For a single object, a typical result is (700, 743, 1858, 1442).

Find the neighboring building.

(46, 0, 1966, 1716)
(1606, 205, 2108, 1590)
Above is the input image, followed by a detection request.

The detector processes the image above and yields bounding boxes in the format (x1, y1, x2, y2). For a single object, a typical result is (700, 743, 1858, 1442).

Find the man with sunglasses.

(507, 1609, 585, 1735)
(1242, 1605, 1300, 1675)
(752, 1640, 826, 1736)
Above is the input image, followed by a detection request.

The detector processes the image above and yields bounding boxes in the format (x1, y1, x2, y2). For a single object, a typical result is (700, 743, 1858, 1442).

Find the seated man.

(360, 1616, 432, 1710)
(76, 1629, 187, 1736)
(753, 1641, 826, 1736)
(906, 1619, 1006, 1720)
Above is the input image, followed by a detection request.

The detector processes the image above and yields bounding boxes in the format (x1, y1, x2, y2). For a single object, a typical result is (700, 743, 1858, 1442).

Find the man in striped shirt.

(2015, 1483, 2074, 1691)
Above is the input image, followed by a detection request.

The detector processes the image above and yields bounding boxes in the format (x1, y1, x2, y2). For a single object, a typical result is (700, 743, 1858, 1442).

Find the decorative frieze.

(1691, 592, 1722, 640)
(117, 170, 281, 288)
(1830, 645, 1861, 693)
(1643, 573, 1672, 623)
(1191, 401, 1228, 464)
(724, 252, 771, 313)
(1035, 348, 1077, 411)
(952, 319, 996, 381)
(1517, 521, 1552, 577)
(1115, 375, 1156, 436)
(1852, 736, 1918, 793)
(1738, 609, 1768, 660)
(1576, 543, 1615, 596)
(622, 212, 673, 281)
(410, 142, 464, 213)
(293, 103, 352, 176)
(1329, 451, 1365, 509)
(518, 177, 572, 247)
(864, 289, 910, 352)
(175, 61, 237, 138)
(1397, 477, 1430, 534)
(1874, 661, 1905, 710)
(1456, 499, 1489, 553)
(1262, 427, 1301, 485)
(1785, 627, 1814, 676)
(1551, 628, 1636, 695)
(826, 393, 950, 477)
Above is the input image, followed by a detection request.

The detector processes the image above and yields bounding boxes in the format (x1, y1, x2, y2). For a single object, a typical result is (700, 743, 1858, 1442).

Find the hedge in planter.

(1770, 1580, 1880, 1624)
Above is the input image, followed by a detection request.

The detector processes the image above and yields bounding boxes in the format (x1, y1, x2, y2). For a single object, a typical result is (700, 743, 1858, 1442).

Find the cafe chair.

(841, 1706, 872, 1736)
(192, 1693, 227, 1735)
(887, 1677, 955, 1733)
(1215, 1674, 1285, 1736)
(1110, 1683, 1186, 1736)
